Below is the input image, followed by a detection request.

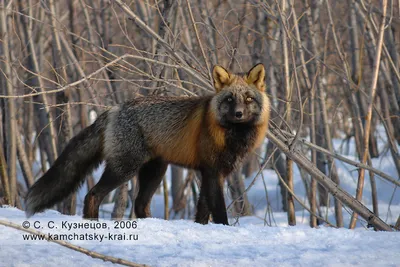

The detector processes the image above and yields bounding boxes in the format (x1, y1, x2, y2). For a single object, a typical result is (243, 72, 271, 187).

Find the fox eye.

(227, 97, 233, 102)
(246, 97, 253, 103)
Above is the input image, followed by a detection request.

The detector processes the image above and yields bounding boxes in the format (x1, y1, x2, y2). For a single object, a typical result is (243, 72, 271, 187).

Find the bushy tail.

(25, 112, 109, 217)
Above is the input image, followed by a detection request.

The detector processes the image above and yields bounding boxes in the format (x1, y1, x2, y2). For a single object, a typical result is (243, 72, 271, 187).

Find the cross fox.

(25, 63, 270, 225)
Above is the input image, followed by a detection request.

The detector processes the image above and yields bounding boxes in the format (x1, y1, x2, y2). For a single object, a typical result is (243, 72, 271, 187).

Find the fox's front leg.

(195, 169, 229, 225)
(195, 185, 210, 224)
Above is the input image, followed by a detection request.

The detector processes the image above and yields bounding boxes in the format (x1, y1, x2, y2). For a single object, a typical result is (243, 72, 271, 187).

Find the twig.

(226, 147, 278, 212)
(185, 0, 212, 82)
(273, 164, 337, 228)
(279, 130, 400, 187)
(267, 124, 393, 231)
(0, 220, 149, 267)
(113, 0, 213, 91)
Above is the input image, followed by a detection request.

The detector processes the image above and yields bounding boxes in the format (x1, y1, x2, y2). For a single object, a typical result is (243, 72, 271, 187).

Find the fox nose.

(235, 111, 243, 118)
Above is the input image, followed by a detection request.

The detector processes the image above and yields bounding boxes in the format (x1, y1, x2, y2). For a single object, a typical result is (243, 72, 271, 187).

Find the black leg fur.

(195, 183, 210, 224)
(83, 160, 141, 219)
(195, 169, 229, 225)
(135, 158, 168, 218)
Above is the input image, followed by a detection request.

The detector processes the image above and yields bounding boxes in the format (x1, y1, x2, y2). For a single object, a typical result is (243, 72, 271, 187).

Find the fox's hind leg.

(83, 121, 151, 220)
(83, 140, 149, 220)
(83, 160, 141, 220)
(135, 158, 168, 218)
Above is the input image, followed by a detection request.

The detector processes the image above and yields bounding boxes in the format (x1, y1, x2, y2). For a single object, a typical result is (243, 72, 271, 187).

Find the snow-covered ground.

(1, 207, 399, 267)
(0, 130, 399, 266)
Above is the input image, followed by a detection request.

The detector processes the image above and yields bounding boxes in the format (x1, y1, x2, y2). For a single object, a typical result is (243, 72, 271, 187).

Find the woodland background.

(0, 0, 399, 231)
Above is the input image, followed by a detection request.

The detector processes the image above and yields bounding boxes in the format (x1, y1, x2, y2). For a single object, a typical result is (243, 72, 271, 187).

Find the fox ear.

(246, 63, 266, 92)
(213, 65, 231, 92)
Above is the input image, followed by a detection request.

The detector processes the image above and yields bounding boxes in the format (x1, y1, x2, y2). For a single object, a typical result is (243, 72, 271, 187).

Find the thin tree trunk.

(1, 0, 17, 206)
(163, 177, 169, 220)
(279, 0, 295, 226)
(112, 182, 129, 220)
(242, 151, 260, 179)
(349, 0, 387, 229)
(227, 170, 252, 217)
(266, 141, 288, 211)
(46, 0, 76, 215)
(16, 128, 34, 188)
(171, 165, 184, 214)
(300, 0, 318, 225)
(385, 28, 400, 144)
(0, 142, 10, 205)
(18, 0, 58, 167)
(309, 66, 318, 228)
(129, 177, 137, 220)
(378, 86, 400, 179)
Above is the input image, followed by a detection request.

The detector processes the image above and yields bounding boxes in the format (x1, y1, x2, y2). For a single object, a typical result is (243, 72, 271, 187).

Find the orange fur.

(151, 100, 230, 167)
(252, 92, 270, 150)
(153, 105, 204, 167)
(207, 109, 226, 150)
(253, 121, 269, 151)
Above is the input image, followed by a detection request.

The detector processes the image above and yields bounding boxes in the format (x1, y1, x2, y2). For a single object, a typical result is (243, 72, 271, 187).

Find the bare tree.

(0, 0, 398, 232)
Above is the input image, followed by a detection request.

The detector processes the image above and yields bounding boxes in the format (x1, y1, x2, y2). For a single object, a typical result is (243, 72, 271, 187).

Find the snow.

(0, 127, 399, 266)
(1, 207, 399, 267)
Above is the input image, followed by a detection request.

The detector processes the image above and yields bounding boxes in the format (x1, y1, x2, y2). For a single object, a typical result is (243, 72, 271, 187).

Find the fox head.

(210, 64, 270, 128)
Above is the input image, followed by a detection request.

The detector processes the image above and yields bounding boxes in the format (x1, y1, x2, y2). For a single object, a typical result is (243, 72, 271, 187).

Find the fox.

(25, 63, 270, 225)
